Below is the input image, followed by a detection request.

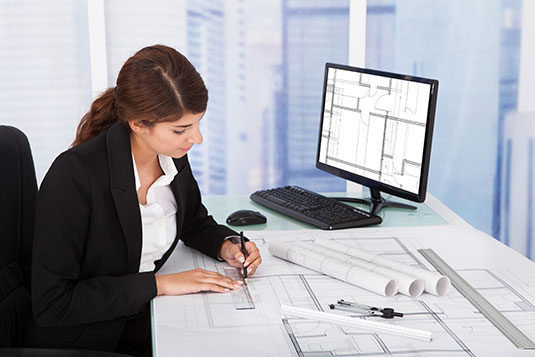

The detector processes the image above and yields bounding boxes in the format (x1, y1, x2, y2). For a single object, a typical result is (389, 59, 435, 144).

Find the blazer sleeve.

(31, 151, 156, 327)
(178, 159, 238, 259)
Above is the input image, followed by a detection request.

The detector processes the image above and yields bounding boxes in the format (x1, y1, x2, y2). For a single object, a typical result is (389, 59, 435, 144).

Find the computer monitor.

(316, 63, 438, 216)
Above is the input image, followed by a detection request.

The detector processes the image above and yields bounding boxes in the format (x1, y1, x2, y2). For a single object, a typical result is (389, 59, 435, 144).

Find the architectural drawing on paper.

(155, 228, 535, 356)
(318, 68, 432, 194)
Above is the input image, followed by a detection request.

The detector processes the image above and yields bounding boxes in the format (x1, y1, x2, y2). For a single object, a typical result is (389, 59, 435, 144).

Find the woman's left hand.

(219, 239, 262, 276)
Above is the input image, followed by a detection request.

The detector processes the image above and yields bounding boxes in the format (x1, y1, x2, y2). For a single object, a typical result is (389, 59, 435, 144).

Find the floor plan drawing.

(318, 68, 432, 194)
(153, 226, 535, 356)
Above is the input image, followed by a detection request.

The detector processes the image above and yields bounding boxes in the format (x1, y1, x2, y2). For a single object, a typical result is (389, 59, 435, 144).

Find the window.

(0, 0, 92, 182)
(366, 0, 531, 257)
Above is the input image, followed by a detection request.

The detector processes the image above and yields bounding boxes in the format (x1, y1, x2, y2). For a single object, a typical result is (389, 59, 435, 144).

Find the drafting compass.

(329, 299, 404, 319)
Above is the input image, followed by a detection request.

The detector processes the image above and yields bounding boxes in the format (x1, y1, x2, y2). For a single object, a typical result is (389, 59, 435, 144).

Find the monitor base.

(332, 188, 417, 216)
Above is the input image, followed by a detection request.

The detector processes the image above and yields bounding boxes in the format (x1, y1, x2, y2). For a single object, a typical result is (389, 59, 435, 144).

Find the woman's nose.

(188, 126, 203, 145)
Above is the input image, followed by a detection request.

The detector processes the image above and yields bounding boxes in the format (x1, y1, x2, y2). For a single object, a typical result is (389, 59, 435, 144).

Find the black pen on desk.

(240, 231, 248, 285)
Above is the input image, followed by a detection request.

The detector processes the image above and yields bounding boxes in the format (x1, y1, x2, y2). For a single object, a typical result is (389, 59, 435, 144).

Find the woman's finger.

(246, 255, 262, 275)
(200, 274, 242, 290)
(245, 241, 258, 254)
(232, 246, 246, 263)
(196, 268, 242, 288)
(226, 260, 244, 269)
(199, 283, 231, 293)
(243, 245, 260, 267)
(209, 271, 242, 286)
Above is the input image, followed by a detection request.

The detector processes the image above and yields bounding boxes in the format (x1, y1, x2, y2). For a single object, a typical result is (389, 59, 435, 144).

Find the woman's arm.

(155, 268, 242, 295)
(177, 158, 238, 258)
(176, 157, 262, 275)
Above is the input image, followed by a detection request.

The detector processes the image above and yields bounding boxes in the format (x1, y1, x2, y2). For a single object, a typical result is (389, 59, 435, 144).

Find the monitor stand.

(332, 188, 417, 216)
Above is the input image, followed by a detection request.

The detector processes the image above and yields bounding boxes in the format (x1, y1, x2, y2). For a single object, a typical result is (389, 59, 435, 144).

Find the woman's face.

(132, 111, 204, 159)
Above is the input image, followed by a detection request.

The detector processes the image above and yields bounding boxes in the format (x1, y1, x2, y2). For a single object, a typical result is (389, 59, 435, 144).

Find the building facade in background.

(494, 0, 523, 241)
(365, 0, 523, 247)
(279, 0, 349, 192)
(500, 113, 534, 259)
(2, 1, 532, 258)
(184, 0, 351, 195)
(186, 0, 228, 194)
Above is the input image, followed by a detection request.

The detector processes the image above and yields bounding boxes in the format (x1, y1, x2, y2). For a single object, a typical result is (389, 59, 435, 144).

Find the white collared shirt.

(133, 154, 178, 272)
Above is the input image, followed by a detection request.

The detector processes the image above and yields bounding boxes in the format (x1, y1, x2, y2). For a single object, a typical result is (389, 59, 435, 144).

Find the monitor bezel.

(315, 62, 438, 203)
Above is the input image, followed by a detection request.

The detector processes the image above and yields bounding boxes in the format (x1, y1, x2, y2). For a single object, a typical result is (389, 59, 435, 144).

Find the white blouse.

(133, 154, 178, 272)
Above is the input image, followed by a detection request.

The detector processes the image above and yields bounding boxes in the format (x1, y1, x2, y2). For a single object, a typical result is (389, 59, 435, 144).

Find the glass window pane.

(0, 0, 92, 182)
(365, 0, 523, 238)
(103, 0, 350, 195)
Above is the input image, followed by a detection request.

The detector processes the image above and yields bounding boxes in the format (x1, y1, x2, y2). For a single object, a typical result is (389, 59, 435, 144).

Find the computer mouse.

(226, 209, 267, 226)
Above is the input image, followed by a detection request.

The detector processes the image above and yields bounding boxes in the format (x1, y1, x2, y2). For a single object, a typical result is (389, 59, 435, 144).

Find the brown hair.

(72, 44, 208, 146)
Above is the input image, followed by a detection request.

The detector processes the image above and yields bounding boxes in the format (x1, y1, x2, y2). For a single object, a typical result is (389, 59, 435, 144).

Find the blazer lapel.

(106, 122, 142, 272)
(170, 156, 187, 239)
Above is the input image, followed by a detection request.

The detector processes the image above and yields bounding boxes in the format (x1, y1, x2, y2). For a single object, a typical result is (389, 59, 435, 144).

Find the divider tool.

(280, 305, 432, 342)
(329, 299, 404, 318)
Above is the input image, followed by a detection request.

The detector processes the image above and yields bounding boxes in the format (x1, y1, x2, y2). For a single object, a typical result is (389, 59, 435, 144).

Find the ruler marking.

(224, 267, 255, 310)
(418, 248, 535, 350)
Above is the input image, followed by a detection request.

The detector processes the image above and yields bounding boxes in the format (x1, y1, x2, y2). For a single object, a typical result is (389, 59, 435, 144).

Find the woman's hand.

(219, 239, 262, 276)
(155, 268, 242, 296)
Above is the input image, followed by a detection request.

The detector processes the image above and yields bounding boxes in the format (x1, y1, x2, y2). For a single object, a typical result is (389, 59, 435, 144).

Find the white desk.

(151, 193, 535, 356)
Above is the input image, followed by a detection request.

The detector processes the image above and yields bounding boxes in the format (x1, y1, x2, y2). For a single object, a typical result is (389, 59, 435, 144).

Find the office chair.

(0, 126, 131, 356)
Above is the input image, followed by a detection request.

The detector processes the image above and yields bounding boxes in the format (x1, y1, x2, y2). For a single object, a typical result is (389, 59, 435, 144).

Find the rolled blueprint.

(314, 237, 451, 296)
(293, 241, 424, 298)
(269, 240, 398, 297)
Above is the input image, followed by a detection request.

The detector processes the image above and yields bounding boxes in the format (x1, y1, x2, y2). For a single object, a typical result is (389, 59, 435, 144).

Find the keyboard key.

(250, 186, 382, 230)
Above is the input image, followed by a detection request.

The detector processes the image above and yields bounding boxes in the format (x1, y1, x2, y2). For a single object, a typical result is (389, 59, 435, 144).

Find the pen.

(240, 231, 248, 285)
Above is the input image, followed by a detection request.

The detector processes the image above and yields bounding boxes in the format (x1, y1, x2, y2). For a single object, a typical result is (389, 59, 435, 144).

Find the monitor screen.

(316, 63, 438, 204)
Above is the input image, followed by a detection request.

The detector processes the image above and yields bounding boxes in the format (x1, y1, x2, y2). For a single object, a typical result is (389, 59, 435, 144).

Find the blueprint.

(318, 67, 432, 194)
(153, 225, 535, 356)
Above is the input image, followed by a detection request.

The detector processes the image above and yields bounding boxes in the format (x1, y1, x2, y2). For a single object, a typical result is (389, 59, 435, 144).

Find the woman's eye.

(173, 130, 185, 135)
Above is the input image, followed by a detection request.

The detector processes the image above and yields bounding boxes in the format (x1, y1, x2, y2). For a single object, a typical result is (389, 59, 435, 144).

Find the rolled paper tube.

(314, 237, 451, 296)
(269, 240, 398, 297)
(294, 241, 424, 298)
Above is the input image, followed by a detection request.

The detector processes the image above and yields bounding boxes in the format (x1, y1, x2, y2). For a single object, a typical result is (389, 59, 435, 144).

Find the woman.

(24, 45, 261, 356)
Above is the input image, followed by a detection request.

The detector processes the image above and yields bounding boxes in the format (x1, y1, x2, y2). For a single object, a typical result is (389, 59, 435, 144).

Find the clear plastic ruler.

(418, 248, 535, 350)
(223, 267, 255, 310)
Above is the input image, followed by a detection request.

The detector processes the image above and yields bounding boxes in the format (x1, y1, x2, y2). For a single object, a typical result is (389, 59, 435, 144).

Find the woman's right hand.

(155, 268, 243, 296)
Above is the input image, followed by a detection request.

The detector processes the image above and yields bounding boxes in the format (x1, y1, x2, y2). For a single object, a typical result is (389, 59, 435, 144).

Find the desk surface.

(202, 192, 470, 230)
(151, 193, 535, 357)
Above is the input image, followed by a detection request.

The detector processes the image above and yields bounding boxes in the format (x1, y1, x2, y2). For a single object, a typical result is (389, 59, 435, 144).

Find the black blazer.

(24, 121, 237, 351)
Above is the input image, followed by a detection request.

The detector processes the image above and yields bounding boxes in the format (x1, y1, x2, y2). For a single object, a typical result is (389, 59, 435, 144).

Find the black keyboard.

(250, 185, 382, 230)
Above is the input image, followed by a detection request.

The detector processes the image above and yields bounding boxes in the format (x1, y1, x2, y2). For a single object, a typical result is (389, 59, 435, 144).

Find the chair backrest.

(0, 125, 37, 347)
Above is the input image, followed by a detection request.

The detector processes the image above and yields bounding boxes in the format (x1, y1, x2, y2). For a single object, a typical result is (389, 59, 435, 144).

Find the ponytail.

(72, 87, 118, 147)
(72, 45, 207, 147)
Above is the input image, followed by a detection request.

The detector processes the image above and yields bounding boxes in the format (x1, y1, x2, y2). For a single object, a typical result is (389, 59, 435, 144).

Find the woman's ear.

(128, 120, 148, 134)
